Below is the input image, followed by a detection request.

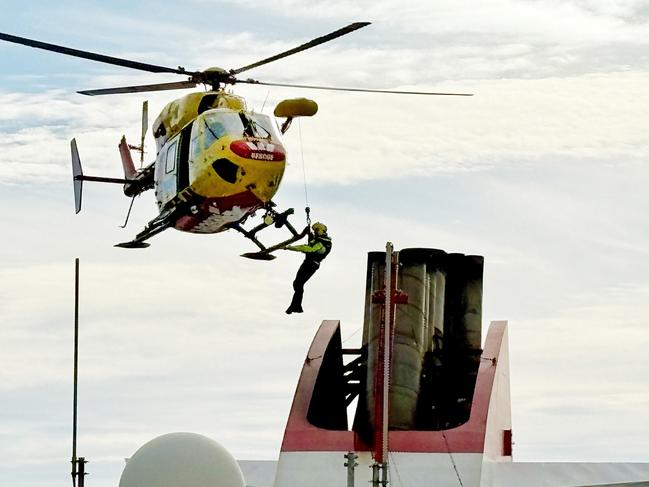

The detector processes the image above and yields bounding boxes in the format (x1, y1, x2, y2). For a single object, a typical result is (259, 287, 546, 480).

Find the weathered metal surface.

(362, 248, 484, 432)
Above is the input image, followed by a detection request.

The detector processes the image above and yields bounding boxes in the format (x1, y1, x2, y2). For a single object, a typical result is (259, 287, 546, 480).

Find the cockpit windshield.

(190, 109, 282, 160)
(244, 113, 282, 141)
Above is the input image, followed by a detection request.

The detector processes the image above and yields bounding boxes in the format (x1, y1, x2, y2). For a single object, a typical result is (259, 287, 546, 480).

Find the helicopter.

(0, 23, 472, 258)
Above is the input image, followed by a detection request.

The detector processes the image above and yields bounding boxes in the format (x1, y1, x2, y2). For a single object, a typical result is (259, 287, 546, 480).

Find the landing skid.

(240, 252, 277, 261)
(114, 209, 174, 249)
(231, 205, 309, 260)
(114, 241, 151, 249)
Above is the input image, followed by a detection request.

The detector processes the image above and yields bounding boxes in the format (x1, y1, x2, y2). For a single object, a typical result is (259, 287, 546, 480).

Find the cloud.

(3, 164, 649, 484)
(2, 71, 648, 186)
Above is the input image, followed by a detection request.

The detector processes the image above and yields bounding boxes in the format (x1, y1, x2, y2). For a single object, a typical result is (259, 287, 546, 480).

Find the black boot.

(285, 304, 303, 314)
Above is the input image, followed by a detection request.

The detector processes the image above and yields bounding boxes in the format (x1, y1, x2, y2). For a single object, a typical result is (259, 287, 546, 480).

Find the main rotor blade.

(237, 78, 473, 96)
(231, 22, 371, 75)
(78, 80, 197, 96)
(0, 32, 191, 75)
(567, 483, 649, 487)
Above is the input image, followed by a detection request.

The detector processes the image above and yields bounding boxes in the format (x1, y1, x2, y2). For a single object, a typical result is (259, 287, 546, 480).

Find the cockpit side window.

(203, 118, 227, 149)
(190, 121, 202, 161)
(165, 141, 178, 174)
(197, 111, 244, 152)
(246, 113, 282, 142)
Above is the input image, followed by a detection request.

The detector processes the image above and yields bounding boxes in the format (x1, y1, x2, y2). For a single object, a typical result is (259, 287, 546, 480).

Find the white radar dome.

(119, 432, 245, 487)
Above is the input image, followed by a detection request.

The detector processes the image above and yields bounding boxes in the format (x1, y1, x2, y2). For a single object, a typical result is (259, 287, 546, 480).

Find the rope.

(342, 326, 362, 344)
(297, 118, 311, 226)
(389, 452, 404, 487)
(442, 432, 465, 487)
(261, 90, 270, 112)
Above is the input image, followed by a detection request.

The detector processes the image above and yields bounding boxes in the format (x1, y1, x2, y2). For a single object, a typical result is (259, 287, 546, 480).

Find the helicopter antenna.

(71, 258, 87, 487)
(260, 90, 271, 112)
(119, 196, 137, 229)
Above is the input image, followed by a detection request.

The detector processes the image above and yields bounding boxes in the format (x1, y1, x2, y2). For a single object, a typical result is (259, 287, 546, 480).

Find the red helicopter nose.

(230, 140, 285, 161)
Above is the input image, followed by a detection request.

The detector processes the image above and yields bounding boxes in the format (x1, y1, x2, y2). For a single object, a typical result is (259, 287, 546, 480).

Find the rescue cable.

(297, 119, 311, 227)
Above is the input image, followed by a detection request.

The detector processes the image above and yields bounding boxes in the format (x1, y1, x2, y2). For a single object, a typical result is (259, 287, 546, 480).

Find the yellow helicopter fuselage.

(1, 23, 467, 250)
(149, 91, 287, 234)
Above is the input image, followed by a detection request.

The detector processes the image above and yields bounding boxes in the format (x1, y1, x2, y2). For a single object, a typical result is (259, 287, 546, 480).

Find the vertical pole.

(372, 463, 380, 487)
(381, 243, 396, 487)
(381, 242, 392, 465)
(72, 258, 79, 486)
(78, 457, 85, 487)
(381, 462, 389, 487)
(372, 243, 395, 487)
(344, 452, 358, 487)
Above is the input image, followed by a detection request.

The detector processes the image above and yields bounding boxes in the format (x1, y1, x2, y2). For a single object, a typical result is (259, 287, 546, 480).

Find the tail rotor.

(126, 100, 148, 168)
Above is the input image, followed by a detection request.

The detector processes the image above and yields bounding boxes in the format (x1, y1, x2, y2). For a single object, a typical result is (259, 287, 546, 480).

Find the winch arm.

(230, 205, 310, 260)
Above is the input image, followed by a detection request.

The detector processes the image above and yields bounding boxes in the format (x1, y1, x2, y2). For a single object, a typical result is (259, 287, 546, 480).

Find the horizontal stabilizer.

(70, 138, 83, 213)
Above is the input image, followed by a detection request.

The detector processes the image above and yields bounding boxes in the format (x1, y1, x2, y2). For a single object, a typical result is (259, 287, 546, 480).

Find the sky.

(1, 1, 649, 486)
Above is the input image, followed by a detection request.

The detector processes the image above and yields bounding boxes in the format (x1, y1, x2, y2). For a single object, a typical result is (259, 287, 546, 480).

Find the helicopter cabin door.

(154, 123, 193, 209)
(155, 136, 179, 208)
(176, 123, 192, 191)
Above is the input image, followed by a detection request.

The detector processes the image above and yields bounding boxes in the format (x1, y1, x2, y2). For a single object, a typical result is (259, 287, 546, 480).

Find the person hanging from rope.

(284, 221, 332, 314)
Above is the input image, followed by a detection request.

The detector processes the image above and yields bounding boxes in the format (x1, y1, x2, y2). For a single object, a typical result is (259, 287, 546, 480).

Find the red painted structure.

(280, 320, 509, 454)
